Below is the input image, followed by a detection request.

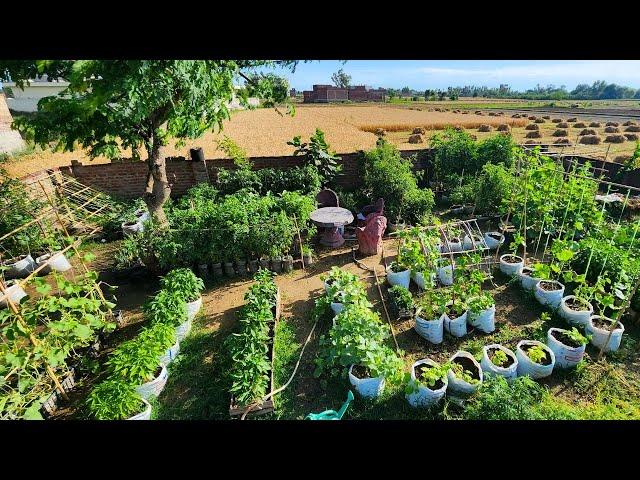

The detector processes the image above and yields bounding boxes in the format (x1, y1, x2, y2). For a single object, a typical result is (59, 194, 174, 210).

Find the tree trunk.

(144, 133, 171, 228)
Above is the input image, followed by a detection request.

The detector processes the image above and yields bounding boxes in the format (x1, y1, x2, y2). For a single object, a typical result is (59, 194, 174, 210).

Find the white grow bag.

(436, 261, 454, 286)
(36, 252, 72, 273)
(534, 281, 565, 309)
(330, 302, 344, 315)
(463, 234, 486, 251)
(0, 280, 27, 308)
(127, 398, 152, 420)
(1, 254, 36, 280)
(516, 340, 555, 379)
(135, 364, 169, 400)
(586, 316, 624, 353)
(447, 351, 483, 397)
(484, 231, 505, 250)
(406, 359, 448, 408)
(467, 302, 496, 333)
(480, 344, 518, 381)
(518, 267, 542, 291)
(558, 296, 593, 327)
(386, 266, 410, 289)
(415, 312, 444, 344)
(186, 296, 202, 321)
(176, 318, 192, 342)
(348, 365, 385, 399)
(443, 308, 468, 338)
(159, 340, 181, 367)
(499, 254, 524, 276)
(546, 328, 585, 369)
(411, 271, 435, 290)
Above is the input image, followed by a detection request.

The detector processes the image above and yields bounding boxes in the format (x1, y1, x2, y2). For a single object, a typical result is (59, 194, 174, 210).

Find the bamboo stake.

(292, 214, 305, 270)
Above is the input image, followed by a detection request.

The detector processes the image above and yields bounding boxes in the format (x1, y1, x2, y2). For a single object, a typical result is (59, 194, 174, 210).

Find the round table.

(310, 207, 354, 248)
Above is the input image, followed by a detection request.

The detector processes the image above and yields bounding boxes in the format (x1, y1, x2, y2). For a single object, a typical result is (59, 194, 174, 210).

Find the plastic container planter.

(236, 259, 247, 276)
(127, 398, 152, 420)
(480, 344, 518, 381)
(223, 261, 236, 277)
(467, 300, 496, 334)
(546, 328, 586, 368)
(499, 254, 523, 276)
(1, 254, 36, 279)
(534, 280, 565, 309)
(515, 340, 555, 379)
(159, 340, 180, 366)
(186, 296, 202, 321)
(211, 262, 223, 278)
(447, 351, 483, 398)
(248, 258, 259, 274)
(122, 220, 143, 237)
(586, 316, 624, 353)
(518, 266, 541, 291)
(484, 231, 505, 250)
(436, 259, 454, 286)
(330, 301, 344, 315)
(415, 309, 445, 344)
(36, 252, 72, 273)
(348, 364, 385, 399)
(386, 264, 410, 289)
(134, 209, 150, 222)
(462, 234, 485, 251)
(0, 280, 28, 308)
(443, 237, 462, 253)
(176, 317, 193, 342)
(411, 270, 435, 290)
(135, 364, 169, 400)
(270, 256, 282, 273)
(259, 256, 270, 270)
(559, 296, 593, 327)
(282, 255, 294, 273)
(302, 251, 313, 265)
(406, 359, 448, 408)
(197, 263, 209, 279)
(443, 302, 468, 338)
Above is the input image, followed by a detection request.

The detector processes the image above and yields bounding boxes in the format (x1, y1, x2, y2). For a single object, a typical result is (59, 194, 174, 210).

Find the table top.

(310, 207, 354, 228)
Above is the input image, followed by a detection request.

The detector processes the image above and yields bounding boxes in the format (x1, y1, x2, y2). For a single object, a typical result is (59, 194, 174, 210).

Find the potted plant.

(259, 255, 270, 270)
(499, 233, 524, 276)
(140, 322, 180, 367)
(442, 226, 463, 253)
(515, 340, 555, 379)
(270, 251, 283, 273)
(143, 289, 190, 341)
(159, 268, 204, 321)
(462, 233, 486, 251)
(386, 260, 410, 289)
(302, 245, 314, 265)
(388, 285, 414, 319)
(405, 359, 449, 408)
(1, 254, 36, 280)
(546, 327, 589, 368)
(330, 282, 370, 315)
(518, 264, 542, 291)
(0, 279, 27, 308)
(87, 379, 152, 420)
(282, 252, 294, 273)
(447, 351, 483, 397)
(442, 292, 469, 338)
(483, 231, 505, 250)
(414, 291, 448, 344)
(122, 219, 144, 237)
(436, 257, 454, 286)
(559, 295, 594, 327)
(534, 279, 565, 309)
(236, 257, 248, 276)
(586, 315, 624, 352)
(467, 292, 496, 333)
(248, 256, 259, 274)
(480, 344, 518, 380)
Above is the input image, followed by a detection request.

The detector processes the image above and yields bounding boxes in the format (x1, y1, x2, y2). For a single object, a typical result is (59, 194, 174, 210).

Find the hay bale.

(604, 126, 620, 133)
(542, 115, 551, 120)
(579, 135, 602, 145)
(475, 110, 483, 115)
(526, 130, 542, 139)
(557, 122, 569, 128)
(589, 122, 601, 127)
(623, 120, 637, 126)
(478, 124, 492, 132)
(535, 118, 545, 123)
(614, 155, 630, 164)
(567, 117, 578, 122)
(408, 134, 424, 144)
(512, 113, 521, 118)
(525, 123, 540, 131)
(374, 128, 386, 136)
(579, 128, 597, 136)
(461, 111, 469, 114)
(412, 127, 426, 135)
(551, 118, 563, 123)
(604, 134, 626, 144)
(497, 124, 511, 132)
(488, 112, 497, 116)
(573, 122, 586, 128)
(524, 140, 540, 144)
(528, 115, 537, 120)
(552, 129, 569, 137)
(555, 138, 571, 145)
(624, 125, 640, 132)
(606, 121, 619, 127)
(624, 133, 639, 141)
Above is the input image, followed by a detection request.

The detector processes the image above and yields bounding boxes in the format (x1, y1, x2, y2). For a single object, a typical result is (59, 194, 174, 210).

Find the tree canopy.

(331, 68, 351, 88)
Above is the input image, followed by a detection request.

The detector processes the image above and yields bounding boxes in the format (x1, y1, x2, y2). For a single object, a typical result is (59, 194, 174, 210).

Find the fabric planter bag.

(186, 296, 202, 321)
(386, 266, 410, 289)
(499, 254, 523, 276)
(176, 318, 193, 342)
(480, 344, 518, 381)
(546, 328, 585, 369)
(415, 313, 444, 344)
(127, 398, 152, 420)
(447, 351, 483, 397)
(1, 254, 36, 280)
(484, 232, 505, 249)
(406, 359, 448, 408)
(135, 364, 169, 400)
(467, 303, 496, 333)
(516, 340, 556, 379)
(534, 280, 565, 309)
(348, 365, 385, 399)
(559, 296, 593, 327)
(586, 316, 624, 353)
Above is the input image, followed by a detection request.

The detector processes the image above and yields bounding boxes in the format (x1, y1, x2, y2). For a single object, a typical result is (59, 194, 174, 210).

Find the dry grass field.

(1, 104, 637, 178)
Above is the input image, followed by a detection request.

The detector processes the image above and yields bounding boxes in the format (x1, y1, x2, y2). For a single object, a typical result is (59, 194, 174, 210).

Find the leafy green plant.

(388, 285, 413, 311)
(107, 335, 165, 385)
(87, 379, 146, 420)
(490, 349, 509, 367)
(467, 292, 494, 315)
(143, 289, 188, 328)
(450, 361, 480, 385)
(159, 268, 204, 303)
(525, 344, 548, 364)
(408, 362, 450, 392)
(288, 129, 342, 185)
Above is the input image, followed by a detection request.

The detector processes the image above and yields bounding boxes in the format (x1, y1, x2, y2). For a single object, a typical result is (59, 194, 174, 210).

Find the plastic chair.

(315, 188, 339, 208)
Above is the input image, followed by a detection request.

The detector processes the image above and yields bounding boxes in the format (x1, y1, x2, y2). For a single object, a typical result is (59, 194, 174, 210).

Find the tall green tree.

(0, 60, 296, 226)
(331, 68, 351, 88)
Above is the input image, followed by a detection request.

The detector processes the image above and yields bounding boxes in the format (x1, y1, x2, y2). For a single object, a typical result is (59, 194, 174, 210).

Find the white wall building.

(1, 76, 69, 112)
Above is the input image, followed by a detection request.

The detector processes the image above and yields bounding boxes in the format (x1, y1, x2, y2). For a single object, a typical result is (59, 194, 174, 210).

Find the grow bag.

(270, 256, 282, 273)
(516, 340, 555, 379)
(186, 296, 202, 321)
(386, 266, 410, 289)
(415, 312, 444, 344)
(331, 302, 344, 315)
(159, 340, 180, 367)
(282, 255, 294, 273)
(122, 220, 143, 237)
(447, 351, 483, 397)
(36, 252, 72, 273)
(348, 365, 385, 399)
(480, 344, 518, 381)
(1, 254, 36, 280)
(0, 280, 27, 308)
(443, 308, 468, 338)
(467, 303, 496, 333)
(534, 280, 565, 309)
(546, 328, 585, 369)
(443, 238, 462, 253)
(499, 254, 523, 276)
(411, 271, 435, 290)
(518, 267, 541, 291)
(406, 359, 448, 408)
(463, 234, 486, 251)
(135, 364, 169, 400)
(437, 261, 454, 286)
(176, 318, 192, 342)
(484, 231, 505, 249)
(128, 398, 152, 420)
(559, 295, 593, 327)
(586, 316, 624, 352)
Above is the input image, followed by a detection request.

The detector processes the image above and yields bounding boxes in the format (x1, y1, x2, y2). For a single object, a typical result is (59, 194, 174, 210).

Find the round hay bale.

(579, 135, 602, 145)
(614, 155, 630, 164)
(461, 111, 469, 114)
(534, 118, 545, 123)
(588, 122, 601, 128)
(542, 115, 551, 120)
(525, 123, 540, 131)
(604, 134, 626, 144)
(624, 133, 639, 141)
(478, 124, 492, 132)
(623, 120, 637, 126)
(555, 138, 571, 145)
(524, 140, 540, 145)
(374, 128, 386, 136)
(551, 118, 563, 123)
(552, 129, 569, 137)
(624, 125, 640, 132)
(579, 128, 597, 136)
(512, 113, 521, 118)
(488, 112, 497, 116)
(526, 130, 542, 139)
(557, 122, 569, 128)
(528, 115, 537, 120)
(412, 127, 426, 135)
(497, 124, 511, 132)
(573, 122, 586, 128)
(408, 134, 424, 144)
(604, 126, 620, 133)
(567, 117, 578, 122)
(469, 134, 478, 141)
(606, 121, 619, 127)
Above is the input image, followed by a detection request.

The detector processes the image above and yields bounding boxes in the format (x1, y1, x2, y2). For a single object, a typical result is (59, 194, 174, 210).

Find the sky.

(267, 60, 640, 92)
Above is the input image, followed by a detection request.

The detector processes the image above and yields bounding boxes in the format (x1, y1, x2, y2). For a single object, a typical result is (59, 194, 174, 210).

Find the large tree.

(0, 60, 296, 226)
(331, 68, 351, 89)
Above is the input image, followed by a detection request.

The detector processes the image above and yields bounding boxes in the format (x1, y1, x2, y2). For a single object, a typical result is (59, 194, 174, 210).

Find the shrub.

(160, 268, 204, 303)
(475, 163, 514, 215)
(476, 133, 516, 168)
(579, 135, 602, 145)
(463, 375, 546, 420)
(143, 289, 188, 328)
(431, 127, 478, 177)
(106, 335, 165, 385)
(450, 179, 479, 206)
(288, 128, 342, 186)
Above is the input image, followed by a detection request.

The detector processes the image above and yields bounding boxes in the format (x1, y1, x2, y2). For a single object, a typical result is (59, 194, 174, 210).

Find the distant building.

(1, 75, 69, 112)
(302, 84, 386, 103)
(290, 88, 297, 97)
